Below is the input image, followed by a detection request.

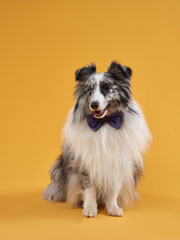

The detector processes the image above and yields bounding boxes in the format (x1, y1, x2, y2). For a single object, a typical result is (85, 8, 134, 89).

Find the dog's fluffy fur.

(43, 61, 151, 217)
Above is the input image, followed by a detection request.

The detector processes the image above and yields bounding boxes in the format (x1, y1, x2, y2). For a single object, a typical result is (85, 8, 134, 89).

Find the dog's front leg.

(106, 188, 123, 217)
(82, 187, 97, 217)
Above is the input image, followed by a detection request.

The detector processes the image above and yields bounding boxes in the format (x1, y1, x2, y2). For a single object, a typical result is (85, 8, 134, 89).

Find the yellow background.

(0, 0, 180, 239)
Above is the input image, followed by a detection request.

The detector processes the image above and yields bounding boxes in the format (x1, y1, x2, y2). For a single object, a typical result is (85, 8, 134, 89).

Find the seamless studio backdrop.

(0, 0, 180, 239)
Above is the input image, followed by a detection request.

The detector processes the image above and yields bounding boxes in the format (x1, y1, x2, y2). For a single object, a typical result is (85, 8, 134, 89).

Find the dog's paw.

(82, 207, 98, 217)
(107, 206, 123, 217)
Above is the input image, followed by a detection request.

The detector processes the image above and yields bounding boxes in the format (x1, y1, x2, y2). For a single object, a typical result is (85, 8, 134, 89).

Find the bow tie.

(87, 111, 124, 132)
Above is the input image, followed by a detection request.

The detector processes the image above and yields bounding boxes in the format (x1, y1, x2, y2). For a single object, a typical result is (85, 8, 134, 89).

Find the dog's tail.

(42, 175, 83, 206)
(42, 181, 66, 202)
(42, 155, 68, 202)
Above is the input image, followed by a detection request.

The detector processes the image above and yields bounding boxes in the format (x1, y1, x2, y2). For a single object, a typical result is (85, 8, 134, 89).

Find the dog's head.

(74, 61, 132, 119)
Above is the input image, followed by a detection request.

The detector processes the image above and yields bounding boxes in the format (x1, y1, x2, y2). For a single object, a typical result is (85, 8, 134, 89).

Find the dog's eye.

(87, 87, 93, 94)
(103, 84, 110, 91)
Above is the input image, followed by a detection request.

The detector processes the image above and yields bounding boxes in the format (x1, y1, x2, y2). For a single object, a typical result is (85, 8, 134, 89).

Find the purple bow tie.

(87, 111, 124, 132)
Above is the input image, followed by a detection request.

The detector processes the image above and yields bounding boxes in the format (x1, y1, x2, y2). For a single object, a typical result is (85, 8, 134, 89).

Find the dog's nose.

(90, 101, 99, 110)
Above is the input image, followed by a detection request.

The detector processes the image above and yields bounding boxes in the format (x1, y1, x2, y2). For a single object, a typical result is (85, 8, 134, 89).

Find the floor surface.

(1, 192, 180, 240)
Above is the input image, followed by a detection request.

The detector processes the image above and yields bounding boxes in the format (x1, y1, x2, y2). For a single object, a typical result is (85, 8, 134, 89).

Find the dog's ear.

(107, 61, 132, 80)
(75, 63, 96, 81)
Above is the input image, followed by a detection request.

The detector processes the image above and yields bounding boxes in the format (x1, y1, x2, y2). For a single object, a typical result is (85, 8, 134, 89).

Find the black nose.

(90, 101, 99, 110)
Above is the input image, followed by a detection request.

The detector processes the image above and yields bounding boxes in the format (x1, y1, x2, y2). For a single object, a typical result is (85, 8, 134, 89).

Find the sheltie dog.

(43, 61, 151, 217)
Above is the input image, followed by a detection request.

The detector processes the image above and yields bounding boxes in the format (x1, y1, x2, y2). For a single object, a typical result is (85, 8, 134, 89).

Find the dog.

(43, 61, 151, 217)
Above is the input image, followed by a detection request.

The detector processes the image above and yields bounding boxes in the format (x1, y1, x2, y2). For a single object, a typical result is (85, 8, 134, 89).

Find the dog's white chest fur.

(63, 101, 151, 194)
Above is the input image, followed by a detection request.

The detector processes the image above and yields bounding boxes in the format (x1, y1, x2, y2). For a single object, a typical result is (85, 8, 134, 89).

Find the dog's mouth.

(93, 104, 110, 118)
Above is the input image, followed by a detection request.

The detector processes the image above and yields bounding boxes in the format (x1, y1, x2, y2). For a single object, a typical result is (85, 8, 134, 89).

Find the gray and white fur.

(43, 61, 151, 217)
